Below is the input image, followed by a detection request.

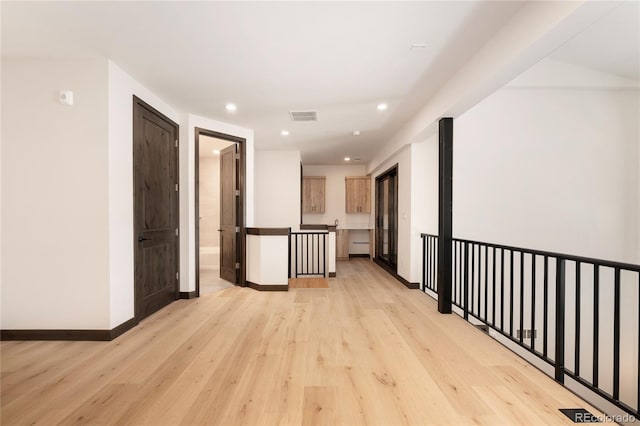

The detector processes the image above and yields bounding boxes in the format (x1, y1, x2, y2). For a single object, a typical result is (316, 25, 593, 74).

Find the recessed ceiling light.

(352, 130, 361, 136)
(377, 103, 388, 111)
(410, 43, 428, 50)
(344, 157, 351, 162)
(225, 103, 237, 112)
(281, 130, 289, 136)
(212, 149, 220, 155)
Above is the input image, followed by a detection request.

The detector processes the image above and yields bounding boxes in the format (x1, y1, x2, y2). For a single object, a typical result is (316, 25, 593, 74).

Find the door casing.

(195, 128, 247, 297)
(374, 164, 398, 273)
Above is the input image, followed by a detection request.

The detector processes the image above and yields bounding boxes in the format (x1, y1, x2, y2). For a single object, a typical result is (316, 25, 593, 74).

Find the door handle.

(217, 229, 222, 232)
(138, 237, 152, 243)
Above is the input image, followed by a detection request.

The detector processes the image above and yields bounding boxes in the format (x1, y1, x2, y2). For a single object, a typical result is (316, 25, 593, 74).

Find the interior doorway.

(375, 165, 398, 273)
(195, 128, 247, 296)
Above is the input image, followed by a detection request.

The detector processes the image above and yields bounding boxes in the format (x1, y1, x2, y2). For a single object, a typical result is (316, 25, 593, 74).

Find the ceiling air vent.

(289, 111, 317, 121)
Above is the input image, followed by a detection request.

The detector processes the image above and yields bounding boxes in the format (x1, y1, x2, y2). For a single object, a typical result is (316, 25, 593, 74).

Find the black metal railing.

(421, 234, 640, 418)
(421, 234, 438, 293)
(291, 232, 327, 277)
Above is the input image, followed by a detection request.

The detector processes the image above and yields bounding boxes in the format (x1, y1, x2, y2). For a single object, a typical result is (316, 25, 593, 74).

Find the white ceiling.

(550, 1, 639, 81)
(1, 1, 524, 164)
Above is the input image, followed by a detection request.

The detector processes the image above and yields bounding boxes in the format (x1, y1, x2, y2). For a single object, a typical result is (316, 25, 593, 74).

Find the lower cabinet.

(336, 229, 349, 260)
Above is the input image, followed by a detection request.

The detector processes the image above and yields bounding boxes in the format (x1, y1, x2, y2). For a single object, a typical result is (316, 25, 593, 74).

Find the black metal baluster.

(484, 246, 488, 321)
(555, 258, 566, 383)
(575, 261, 581, 376)
(322, 233, 324, 275)
(478, 244, 482, 316)
(520, 252, 524, 344)
(531, 254, 536, 352)
(463, 242, 469, 321)
(492, 247, 496, 326)
(543, 256, 549, 358)
(303, 234, 311, 274)
(471, 244, 475, 317)
(433, 238, 440, 292)
(501, 248, 505, 332)
(613, 267, 620, 401)
(295, 234, 298, 277)
(288, 230, 292, 279)
(593, 264, 599, 388)
(422, 236, 426, 292)
(510, 250, 514, 337)
(453, 241, 457, 301)
(431, 237, 435, 290)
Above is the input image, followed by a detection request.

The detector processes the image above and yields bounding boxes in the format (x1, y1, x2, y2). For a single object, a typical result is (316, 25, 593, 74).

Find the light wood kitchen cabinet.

(345, 176, 371, 213)
(336, 229, 350, 260)
(302, 176, 326, 213)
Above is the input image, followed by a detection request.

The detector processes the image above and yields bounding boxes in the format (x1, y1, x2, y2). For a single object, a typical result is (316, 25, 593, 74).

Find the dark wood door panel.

(134, 96, 179, 321)
(142, 118, 174, 231)
(220, 144, 238, 284)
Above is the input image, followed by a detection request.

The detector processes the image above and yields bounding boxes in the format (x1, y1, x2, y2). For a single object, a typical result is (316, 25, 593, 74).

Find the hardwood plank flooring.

(1, 259, 610, 425)
(288, 278, 329, 289)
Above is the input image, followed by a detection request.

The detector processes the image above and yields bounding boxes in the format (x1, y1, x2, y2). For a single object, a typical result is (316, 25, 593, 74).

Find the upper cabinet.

(345, 176, 371, 213)
(302, 176, 326, 213)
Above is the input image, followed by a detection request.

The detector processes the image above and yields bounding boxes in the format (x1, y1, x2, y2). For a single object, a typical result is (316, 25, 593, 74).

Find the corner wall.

(107, 61, 180, 328)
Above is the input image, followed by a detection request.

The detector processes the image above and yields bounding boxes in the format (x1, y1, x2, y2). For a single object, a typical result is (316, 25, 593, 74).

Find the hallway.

(1, 259, 607, 425)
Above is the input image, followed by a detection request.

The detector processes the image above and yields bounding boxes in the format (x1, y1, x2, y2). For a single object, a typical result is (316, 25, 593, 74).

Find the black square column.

(437, 117, 453, 314)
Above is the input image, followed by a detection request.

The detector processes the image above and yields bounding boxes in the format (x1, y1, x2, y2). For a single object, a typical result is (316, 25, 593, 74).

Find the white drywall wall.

(454, 65, 639, 263)
(410, 133, 439, 283)
(371, 146, 413, 282)
(254, 150, 301, 229)
(2, 58, 110, 329)
(246, 234, 289, 285)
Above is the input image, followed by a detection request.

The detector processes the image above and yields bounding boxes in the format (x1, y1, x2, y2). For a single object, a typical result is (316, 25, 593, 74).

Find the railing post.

(463, 242, 469, 320)
(421, 235, 426, 292)
(555, 258, 566, 383)
(437, 117, 453, 314)
(288, 228, 292, 279)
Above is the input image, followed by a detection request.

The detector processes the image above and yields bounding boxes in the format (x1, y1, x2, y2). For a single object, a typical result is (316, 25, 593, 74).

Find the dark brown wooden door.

(219, 143, 239, 283)
(375, 166, 398, 271)
(133, 97, 179, 321)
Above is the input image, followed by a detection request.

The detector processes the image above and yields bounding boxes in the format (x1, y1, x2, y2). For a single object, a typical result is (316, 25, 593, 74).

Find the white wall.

(371, 146, 415, 282)
(410, 133, 439, 282)
(246, 234, 289, 286)
(181, 114, 255, 293)
(254, 150, 300, 229)
(199, 156, 221, 249)
(302, 164, 371, 229)
(2, 58, 111, 329)
(107, 61, 180, 328)
(454, 60, 640, 264)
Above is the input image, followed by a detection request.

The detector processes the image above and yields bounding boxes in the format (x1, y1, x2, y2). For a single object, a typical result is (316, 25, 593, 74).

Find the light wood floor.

(1, 259, 608, 425)
(288, 278, 329, 289)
